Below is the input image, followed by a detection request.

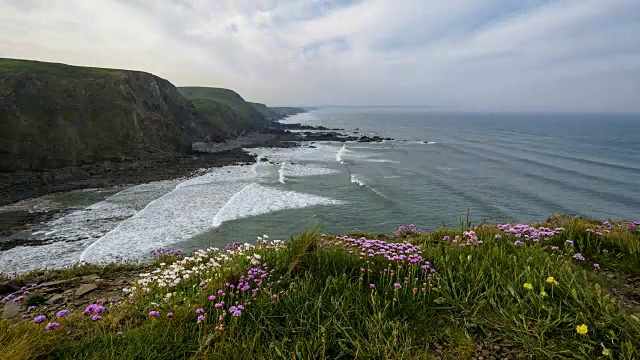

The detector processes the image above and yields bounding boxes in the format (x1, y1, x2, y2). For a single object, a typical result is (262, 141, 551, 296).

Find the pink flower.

(593, 263, 600, 269)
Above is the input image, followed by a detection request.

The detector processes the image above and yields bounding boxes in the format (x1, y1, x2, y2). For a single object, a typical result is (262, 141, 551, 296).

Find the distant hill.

(248, 102, 280, 120)
(178, 87, 269, 134)
(269, 107, 307, 117)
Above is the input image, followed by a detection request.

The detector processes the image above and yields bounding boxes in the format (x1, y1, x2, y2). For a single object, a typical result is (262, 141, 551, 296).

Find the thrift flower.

(576, 324, 588, 335)
(393, 283, 402, 290)
(27, 306, 37, 311)
(196, 308, 205, 314)
(572, 253, 585, 261)
(197, 315, 205, 324)
(593, 263, 600, 269)
(149, 311, 160, 317)
(523, 283, 533, 290)
(369, 284, 375, 289)
(91, 315, 102, 321)
(167, 312, 174, 318)
(56, 310, 70, 318)
(45, 322, 60, 330)
(494, 234, 501, 239)
(209, 295, 216, 301)
(32, 316, 46, 324)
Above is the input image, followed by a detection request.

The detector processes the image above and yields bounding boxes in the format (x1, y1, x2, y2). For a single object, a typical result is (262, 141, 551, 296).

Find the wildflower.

(209, 295, 216, 301)
(594, 263, 600, 269)
(576, 324, 588, 335)
(369, 283, 375, 289)
(523, 283, 533, 290)
(514, 240, 524, 247)
(540, 290, 548, 297)
(91, 315, 102, 321)
(149, 311, 160, 317)
(232, 310, 242, 317)
(443, 236, 450, 241)
(551, 246, 559, 251)
(21, 314, 29, 319)
(167, 312, 174, 318)
(596, 232, 603, 236)
(602, 346, 611, 356)
(27, 306, 37, 311)
(494, 234, 502, 239)
(215, 303, 223, 308)
(393, 283, 402, 290)
(45, 322, 60, 330)
(95, 299, 103, 304)
(32, 315, 46, 324)
(565, 240, 574, 246)
(56, 310, 70, 318)
(197, 315, 205, 324)
(546, 277, 559, 285)
(572, 253, 585, 261)
(199, 282, 207, 289)
(195, 308, 204, 314)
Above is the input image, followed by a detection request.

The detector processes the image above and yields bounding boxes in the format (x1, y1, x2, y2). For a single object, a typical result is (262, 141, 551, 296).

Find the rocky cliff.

(0, 59, 217, 171)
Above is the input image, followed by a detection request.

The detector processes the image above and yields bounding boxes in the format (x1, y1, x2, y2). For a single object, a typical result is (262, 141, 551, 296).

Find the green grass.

(1, 217, 639, 359)
(0, 58, 122, 77)
(178, 87, 267, 129)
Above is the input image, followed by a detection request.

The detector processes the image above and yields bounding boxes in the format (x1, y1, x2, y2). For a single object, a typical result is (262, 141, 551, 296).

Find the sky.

(1, 0, 639, 113)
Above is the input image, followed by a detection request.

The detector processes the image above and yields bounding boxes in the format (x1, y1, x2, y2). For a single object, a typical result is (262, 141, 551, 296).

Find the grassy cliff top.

(178, 87, 268, 130)
(0, 58, 122, 78)
(2, 215, 639, 359)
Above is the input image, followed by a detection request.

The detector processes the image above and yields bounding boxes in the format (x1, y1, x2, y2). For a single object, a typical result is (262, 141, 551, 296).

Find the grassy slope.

(0, 58, 122, 77)
(178, 87, 268, 133)
(2, 216, 639, 359)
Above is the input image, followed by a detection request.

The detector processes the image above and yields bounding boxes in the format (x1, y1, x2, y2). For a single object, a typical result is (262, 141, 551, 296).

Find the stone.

(493, 345, 501, 352)
(482, 349, 490, 356)
(81, 275, 101, 282)
(2, 301, 21, 319)
(0, 279, 25, 294)
(75, 283, 98, 297)
(42, 279, 76, 288)
(45, 294, 65, 305)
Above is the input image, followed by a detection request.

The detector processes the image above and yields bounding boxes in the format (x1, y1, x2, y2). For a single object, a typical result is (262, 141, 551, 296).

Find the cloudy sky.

(1, 0, 639, 112)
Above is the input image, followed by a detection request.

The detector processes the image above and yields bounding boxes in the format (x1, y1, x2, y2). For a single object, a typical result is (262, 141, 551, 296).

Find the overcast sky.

(1, 0, 639, 112)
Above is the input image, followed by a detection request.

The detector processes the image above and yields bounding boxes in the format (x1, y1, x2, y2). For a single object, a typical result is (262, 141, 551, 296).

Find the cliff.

(178, 87, 270, 135)
(0, 58, 217, 171)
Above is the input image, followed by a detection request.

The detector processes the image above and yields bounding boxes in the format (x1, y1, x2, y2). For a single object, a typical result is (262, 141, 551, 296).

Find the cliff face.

(0, 59, 215, 171)
(178, 87, 270, 134)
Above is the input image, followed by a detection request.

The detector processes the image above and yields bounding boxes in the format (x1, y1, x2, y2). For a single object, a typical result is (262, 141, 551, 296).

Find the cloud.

(0, 0, 638, 112)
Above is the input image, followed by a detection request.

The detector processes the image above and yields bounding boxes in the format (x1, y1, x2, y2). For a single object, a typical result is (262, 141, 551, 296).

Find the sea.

(1, 108, 639, 274)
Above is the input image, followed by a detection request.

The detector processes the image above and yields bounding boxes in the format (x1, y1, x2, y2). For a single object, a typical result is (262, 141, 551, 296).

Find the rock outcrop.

(0, 59, 226, 171)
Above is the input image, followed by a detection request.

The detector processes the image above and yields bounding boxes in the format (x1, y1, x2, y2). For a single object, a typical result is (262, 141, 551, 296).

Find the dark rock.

(45, 294, 66, 305)
(2, 301, 21, 319)
(75, 283, 98, 297)
(0, 279, 25, 295)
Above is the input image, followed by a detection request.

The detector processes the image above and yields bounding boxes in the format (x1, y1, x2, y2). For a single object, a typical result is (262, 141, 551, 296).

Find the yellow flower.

(540, 290, 548, 297)
(523, 283, 533, 290)
(576, 324, 588, 335)
(602, 347, 611, 356)
(546, 277, 559, 285)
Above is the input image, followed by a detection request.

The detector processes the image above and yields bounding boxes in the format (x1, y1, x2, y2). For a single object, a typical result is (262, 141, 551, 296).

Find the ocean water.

(2, 109, 639, 273)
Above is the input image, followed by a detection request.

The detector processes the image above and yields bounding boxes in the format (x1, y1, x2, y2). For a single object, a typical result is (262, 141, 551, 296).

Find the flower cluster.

(394, 224, 425, 237)
(82, 304, 106, 316)
(497, 223, 562, 243)
(128, 238, 286, 295)
(442, 231, 483, 247)
(322, 235, 437, 300)
(150, 248, 183, 258)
